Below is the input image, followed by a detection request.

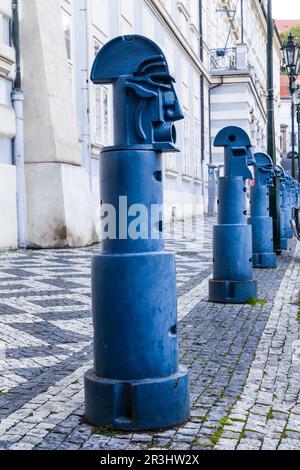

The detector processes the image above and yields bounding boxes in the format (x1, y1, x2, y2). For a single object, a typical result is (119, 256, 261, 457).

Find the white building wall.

(20, 0, 97, 248)
(278, 95, 299, 161)
(0, 0, 17, 249)
(62, 0, 210, 225)
(0, 0, 284, 248)
(204, 0, 281, 164)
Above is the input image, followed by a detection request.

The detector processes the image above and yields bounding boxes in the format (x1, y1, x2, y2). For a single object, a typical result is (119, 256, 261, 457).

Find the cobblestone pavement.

(0, 217, 299, 451)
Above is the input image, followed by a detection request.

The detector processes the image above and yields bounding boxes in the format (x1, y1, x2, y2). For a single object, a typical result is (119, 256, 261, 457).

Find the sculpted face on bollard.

(126, 55, 184, 149)
(91, 35, 184, 151)
(214, 126, 256, 179)
(254, 153, 275, 187)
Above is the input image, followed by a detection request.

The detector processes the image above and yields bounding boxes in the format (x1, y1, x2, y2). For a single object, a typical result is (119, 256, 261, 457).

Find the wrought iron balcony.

(210, 47, 237, 73)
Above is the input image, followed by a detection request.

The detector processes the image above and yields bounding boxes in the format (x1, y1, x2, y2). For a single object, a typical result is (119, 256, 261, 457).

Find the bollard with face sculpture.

(91, 34, 183, 150)
(84, 35, 190, 431)
(208, 126, 257, 303)
(248, 153, 277, 269)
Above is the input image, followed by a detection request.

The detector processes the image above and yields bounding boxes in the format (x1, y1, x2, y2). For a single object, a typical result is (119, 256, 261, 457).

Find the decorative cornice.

(165, 168, 179, 180)
(0, 44, 15, 77)
(145, 0, 211, 83)
(177, 1, 190, 21)
(181, 173, 193, 183)
(194, 176, 202, 186)
(211, 73, 268, 121)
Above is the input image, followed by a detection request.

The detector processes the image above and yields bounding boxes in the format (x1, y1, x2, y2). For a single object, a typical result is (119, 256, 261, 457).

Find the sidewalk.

(0, 217, 299, 450)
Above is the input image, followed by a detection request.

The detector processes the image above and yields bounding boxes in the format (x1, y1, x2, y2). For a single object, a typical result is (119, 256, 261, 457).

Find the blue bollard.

(275, 165, 288, 251)
(291, 181, 300, 239)
(285, 173, 295, 240)
(209, 126, 257, 304)
(248, 153, 277, 268)
(84, 35, 190, 431)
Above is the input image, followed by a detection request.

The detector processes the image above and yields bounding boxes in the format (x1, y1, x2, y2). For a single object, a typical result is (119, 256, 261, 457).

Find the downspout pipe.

(12, 0, 27, 249)
(209, 78, 223, 163)
(77, 0, 92, 188)
(199, 0, 206, 207)
(199, 0, 205, 163)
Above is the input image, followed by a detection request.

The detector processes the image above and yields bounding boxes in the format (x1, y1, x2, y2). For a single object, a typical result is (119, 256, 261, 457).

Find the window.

(62, 10, 72, 63)
(0, 77, 12, 106)
(194, 119, 200, 177)
(94, 39, 111, 146)
(166, 152, 177, 171)
(0, 138, 12, 165)
(183, 113, 190, 174)
(62, 10, 73, 87)
(2, 15, 11, 46)
(95, 86, 110, 146)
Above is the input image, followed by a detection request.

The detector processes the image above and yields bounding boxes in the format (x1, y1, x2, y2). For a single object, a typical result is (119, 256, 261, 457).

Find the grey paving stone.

(0, 219, 298, 451)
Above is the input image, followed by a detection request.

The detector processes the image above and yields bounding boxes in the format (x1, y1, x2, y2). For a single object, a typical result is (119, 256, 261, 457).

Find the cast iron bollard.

(84, 35, 190, 430)
(248, 153, 277, 268)
(275, 165, 288, 251)
(209, 126, 257, 304)
(284, 172, 294, 241)
(291, 181, 300, 240)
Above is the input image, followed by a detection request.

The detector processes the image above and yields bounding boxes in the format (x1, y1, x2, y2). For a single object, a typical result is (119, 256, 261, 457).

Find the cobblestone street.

(0, 217, 299, 451)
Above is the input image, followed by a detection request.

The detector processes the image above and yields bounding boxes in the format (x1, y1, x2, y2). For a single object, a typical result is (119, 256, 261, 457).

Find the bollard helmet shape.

(254, 153, 275, 187)
(91, 35, 183, 151)
(214, 126, 255, 179)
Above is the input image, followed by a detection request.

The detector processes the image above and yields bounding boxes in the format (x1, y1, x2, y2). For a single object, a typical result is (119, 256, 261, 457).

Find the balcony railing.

(210, 47, 237, 73)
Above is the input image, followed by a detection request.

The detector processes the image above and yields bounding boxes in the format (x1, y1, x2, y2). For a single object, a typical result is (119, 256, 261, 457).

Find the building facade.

(0, 0, 282, 249)
(62, 0, 210, 226)
(205, 0, 282, 164)
(276, 20, 300, 166)
(0, 0, 17, 248)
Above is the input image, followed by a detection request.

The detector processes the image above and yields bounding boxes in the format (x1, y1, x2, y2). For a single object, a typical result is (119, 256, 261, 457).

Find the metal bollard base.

(208, 279, 258, 304)
(84, 366, 190, 431)
(84, 251, 190, 430)
(252, 252, 277, 269)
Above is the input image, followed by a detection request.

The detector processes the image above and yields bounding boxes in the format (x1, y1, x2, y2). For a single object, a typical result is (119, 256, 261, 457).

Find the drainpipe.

(241, 0, 244, 44)
(12, 0, 27, 249)
(199, 0, 206, 206)
(77, 0, 92, 188)
(209, 78, 223, 163)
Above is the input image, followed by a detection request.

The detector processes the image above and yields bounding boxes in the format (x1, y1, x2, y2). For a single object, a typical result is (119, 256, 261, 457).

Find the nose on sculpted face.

(164, 86, 184, 122)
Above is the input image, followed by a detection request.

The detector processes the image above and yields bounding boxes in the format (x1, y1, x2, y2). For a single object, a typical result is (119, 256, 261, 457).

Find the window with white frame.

(95, 86, 110, 146)
(62, 9, 73, 86)
(183, 113, 190, 174)
(194, 119, 201, 177)
(1, 15, 11, 46)
(0, 76, 12, 106)
(181, 75, 190, 175)
(94, 39, 112, 146)
(166, 152, 177, 171)
(62, 10, 72, 62)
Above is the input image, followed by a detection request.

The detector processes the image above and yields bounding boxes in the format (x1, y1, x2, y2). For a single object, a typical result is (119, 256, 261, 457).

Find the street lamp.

(282, 34, 300, 76)
(281, 33, 300, 179)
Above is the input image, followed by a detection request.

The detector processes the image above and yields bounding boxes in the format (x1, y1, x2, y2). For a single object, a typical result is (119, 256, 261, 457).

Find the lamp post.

(281, 33, 300, 179)
(296, 87, 300, 182)
(267, 0, 281, 254)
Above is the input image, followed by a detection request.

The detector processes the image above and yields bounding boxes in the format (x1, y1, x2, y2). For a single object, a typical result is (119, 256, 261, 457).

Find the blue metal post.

(248, 153, 277, 268)
(209, 126, 257, 303)
(275, 166, 288, 251)
(84, 35, 190, 430)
